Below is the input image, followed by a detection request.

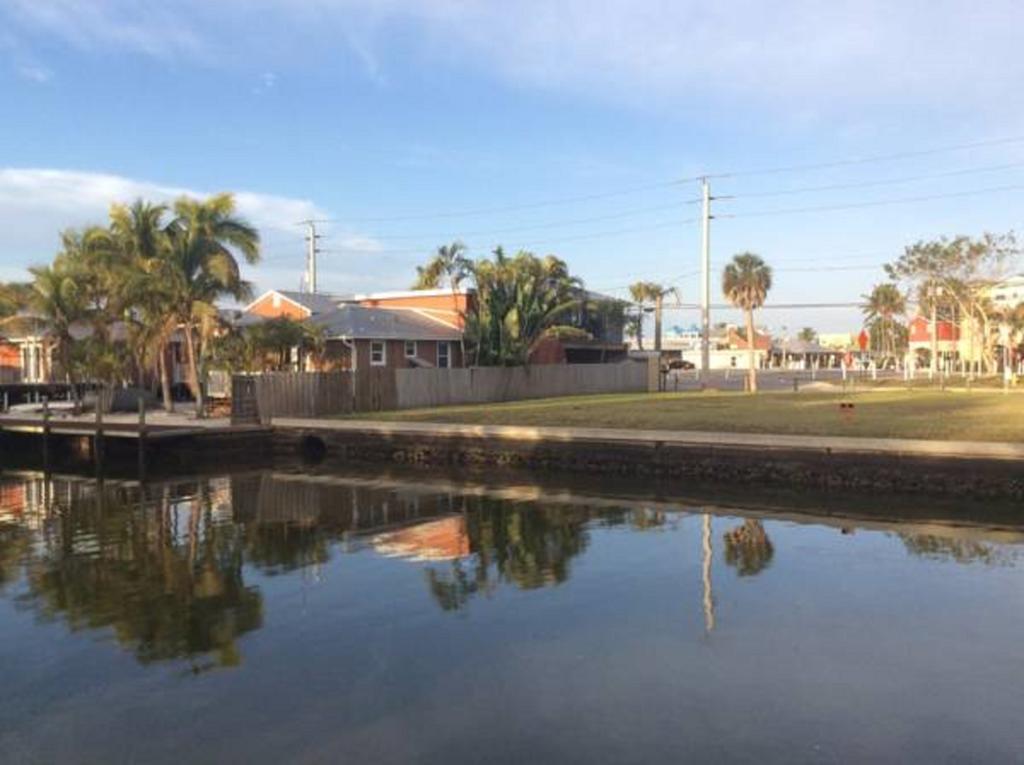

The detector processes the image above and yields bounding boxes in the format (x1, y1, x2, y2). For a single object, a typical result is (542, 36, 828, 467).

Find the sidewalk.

(272, 418, 1024, 461)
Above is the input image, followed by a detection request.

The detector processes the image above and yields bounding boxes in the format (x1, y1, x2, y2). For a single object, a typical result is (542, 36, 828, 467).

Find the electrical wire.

(726, 161, 1024, 199)
(728, 183, 1024, 218)
(703, 135, 1024, 180)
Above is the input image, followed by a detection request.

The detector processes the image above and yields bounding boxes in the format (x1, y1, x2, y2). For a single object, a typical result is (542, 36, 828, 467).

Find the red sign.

(857, 329, 869, 352)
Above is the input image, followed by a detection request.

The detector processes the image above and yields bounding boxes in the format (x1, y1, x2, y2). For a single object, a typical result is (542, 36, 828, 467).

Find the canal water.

(0, 468, 1022, 763)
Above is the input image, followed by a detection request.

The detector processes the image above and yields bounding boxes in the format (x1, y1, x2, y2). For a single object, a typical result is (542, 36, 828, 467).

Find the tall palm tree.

(414, 241, 470, 361)
(27, 263, 82, 387)
(628, 281, 653, 350)
(722, 252, 773, 393)
(862, 283, 906, 357)
(108, 200, 177, 406)
(413, 241, 469, 290)
(163, 194, 260, 416)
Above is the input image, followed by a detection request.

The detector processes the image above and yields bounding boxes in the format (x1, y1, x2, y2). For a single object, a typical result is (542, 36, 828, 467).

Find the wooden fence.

(232, 361, 655, 422)
(394, 361, 653, 409)
(232, 368, 400, 423)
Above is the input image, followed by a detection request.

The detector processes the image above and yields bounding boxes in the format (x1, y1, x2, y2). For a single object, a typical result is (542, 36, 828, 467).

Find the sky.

(1, 0, 1023, 333)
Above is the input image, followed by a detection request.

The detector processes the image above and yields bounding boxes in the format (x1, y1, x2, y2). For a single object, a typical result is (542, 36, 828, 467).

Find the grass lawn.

(361, 389, 1024, 442)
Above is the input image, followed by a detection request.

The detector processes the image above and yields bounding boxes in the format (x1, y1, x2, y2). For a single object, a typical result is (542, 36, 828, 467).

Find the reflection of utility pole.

(702, 513, 715, 633)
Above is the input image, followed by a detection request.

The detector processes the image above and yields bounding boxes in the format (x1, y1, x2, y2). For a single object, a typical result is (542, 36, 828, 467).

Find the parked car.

(665, 359, 695, 371)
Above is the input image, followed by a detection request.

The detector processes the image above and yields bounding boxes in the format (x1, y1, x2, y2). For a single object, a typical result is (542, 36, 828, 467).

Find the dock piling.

(42, 397, 51, 469)
(137, 396, 147, 477)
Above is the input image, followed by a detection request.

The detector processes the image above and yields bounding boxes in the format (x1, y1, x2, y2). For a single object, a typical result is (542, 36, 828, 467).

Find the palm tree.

(413, 241, 469, 290)
(163, 194, 260, 416)
(648, 283, 679, 352)
(622, 282, 655, 352)
(722, 253, 773, 392)
(108, 200, 178, 407)
(0, 282, 32, 319)
(27, 263, 82, 388)
(414, 241, 470, 361)
(797, 327, 817, 343)
(862, 283, 906, 358)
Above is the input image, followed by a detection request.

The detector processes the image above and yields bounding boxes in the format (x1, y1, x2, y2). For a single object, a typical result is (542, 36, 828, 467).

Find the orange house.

(354, 288, 471, 330)
(241, 290, 466, 369)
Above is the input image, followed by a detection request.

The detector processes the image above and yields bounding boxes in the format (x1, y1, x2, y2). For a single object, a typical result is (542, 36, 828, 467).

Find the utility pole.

(304, 221, 321, 294)
(700, 177, 712, 375)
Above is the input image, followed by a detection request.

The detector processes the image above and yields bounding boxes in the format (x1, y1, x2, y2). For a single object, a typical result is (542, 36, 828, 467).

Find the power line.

(703, 135, 1024, 180)
(728, 183, 1024, 218)
(666, 302, 864, 310)
(727, 161, 1024, 199)
(354, 202, 696, 242)
(325, 179, 690, 224)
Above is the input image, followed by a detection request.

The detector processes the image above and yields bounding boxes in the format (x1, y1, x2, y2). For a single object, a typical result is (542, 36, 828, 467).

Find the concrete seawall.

(273, 419, 1024, 500)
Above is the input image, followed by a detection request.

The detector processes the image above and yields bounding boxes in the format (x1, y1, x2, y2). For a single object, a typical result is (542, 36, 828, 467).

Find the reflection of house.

(243, 289, 465, 369)
(371, 516, 471, 561)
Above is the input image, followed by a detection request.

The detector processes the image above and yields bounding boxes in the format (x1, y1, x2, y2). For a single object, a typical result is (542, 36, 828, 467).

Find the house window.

(437, 341, 450, 369)
(370, 341, 386, 366)
(404, 340, 417, 359)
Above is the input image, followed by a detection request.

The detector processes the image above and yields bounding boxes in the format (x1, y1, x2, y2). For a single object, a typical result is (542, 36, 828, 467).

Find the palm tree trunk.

(654, 294, 663, 352)
(183, 324, 205, 417)
(158, 343, 173, 413)
(745, 308, 757, 393)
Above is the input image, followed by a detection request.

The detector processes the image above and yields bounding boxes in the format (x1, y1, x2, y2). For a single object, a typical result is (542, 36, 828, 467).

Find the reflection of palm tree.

(899, 533, 1001, 565)
(723, 519, 774, 576)
(19, 480, 262, 668)
(422, 498, 591, 611)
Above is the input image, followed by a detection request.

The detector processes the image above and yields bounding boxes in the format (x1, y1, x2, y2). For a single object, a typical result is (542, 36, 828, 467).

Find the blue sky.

(2, 0, 1023, 332)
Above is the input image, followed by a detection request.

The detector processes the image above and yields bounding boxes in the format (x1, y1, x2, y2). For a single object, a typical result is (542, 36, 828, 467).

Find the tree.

(463, 248, 582, 366)
(414, 241, 470, 360)
(413, 240, 469, 290)
(163, 194, 260, 416)
(797, 326, 818, 343)
(722, 252, 772, 392)
(0, 282, 32, 319)
(627, 281, 678, 351)
(886, 233, 1019, 375)
(27, 263, 82, 386)
(108, 200, 179, 409)
(628, 281, 653, 350)
(862, 283, 906, 357)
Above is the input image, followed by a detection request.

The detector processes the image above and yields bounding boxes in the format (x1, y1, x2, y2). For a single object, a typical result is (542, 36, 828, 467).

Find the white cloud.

(0, 168, 388, 293)
(4, 0, 202, 59)
(17, 64, 51, 82)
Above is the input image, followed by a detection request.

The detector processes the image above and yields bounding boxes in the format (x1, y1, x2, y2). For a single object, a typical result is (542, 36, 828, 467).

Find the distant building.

(818, 332, 856, 352)
(984, 274, 1024, 311)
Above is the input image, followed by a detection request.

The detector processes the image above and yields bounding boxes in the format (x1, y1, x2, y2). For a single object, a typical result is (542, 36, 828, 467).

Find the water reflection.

(418, 503, 593, 611)
(3, 477, 262, 671)
(722, 519, 775, 577)
(0, 470, 1021, 674)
